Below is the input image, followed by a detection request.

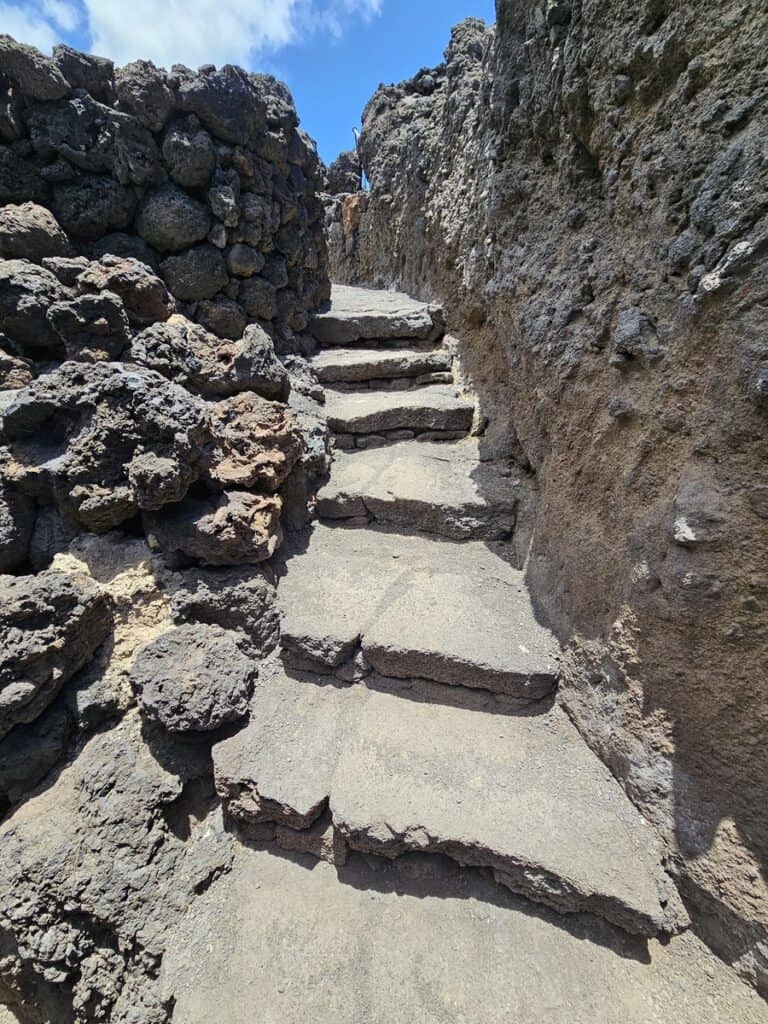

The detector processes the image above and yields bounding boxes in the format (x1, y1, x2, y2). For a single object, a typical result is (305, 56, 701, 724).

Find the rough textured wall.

(0, 36, 329, 345)
(327, 2, 768, 996)
(0, 40, 331, 1020)
(0, 35, 332, 578)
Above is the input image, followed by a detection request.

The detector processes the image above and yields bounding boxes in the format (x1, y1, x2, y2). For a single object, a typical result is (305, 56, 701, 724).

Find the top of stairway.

(308, 284, 445, 346)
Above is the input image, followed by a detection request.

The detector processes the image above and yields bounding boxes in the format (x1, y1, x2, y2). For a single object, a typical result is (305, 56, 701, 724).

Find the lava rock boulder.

(131, 623, 257, 732)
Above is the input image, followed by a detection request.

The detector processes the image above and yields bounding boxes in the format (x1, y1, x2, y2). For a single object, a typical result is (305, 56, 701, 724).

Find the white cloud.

(1, 0, 383, 69)
(298, 0, 382, 42)
(42, 0, 80, 32)
(84, 0, 382, 70)
(82, 0, 298, 69)
(0, 2, 59, 51)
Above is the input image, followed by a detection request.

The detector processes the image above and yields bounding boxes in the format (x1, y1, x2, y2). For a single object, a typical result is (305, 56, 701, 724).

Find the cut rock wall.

(326, 1, 768, 997)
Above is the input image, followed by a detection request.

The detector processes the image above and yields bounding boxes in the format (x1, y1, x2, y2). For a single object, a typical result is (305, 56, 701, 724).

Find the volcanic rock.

(204, 392, 304, 491)
(47, 291, 131, 361)
(144, 490, 283, 566)
(0, 202, 71, 261)
(131, 624, 257, 732)
(0, 568, 112, 739)
(76, 254, 174, 326)
(0, 259, 68, 354)
(135, 184, 212, 253)
(2, 361, 208, 531)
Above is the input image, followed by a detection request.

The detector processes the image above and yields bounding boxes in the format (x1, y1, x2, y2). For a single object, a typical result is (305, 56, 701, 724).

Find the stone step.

(311, 346, 453, 385)
(212, 663, 688, 938)
(325, 384, 474, 439)
(278, 524, 559, 699)
(317, 439, 520, 540)
(308, 284, 444, 347)
(164, 845, 762, 1024)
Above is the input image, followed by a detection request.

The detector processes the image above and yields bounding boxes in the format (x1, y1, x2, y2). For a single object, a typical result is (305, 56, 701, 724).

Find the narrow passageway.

(171, 285, 767, 1022)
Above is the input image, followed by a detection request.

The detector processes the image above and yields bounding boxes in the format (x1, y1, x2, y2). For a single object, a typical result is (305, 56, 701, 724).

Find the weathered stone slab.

(312, 346, 452, 384)
(308, 284, 443, 346)
(317, 439, 519, 540)
(278, 525, 559, 697)
(213, 662, 358, 828)
(162, 847, 764, 1024)
(325, 384, 473, 436)
(330, 688, 688, 938)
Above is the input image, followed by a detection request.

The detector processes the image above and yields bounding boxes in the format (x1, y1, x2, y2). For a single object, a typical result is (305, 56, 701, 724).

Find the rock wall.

(0, 34, 332, 577)
(0, 38, 331, 1019)
(326, 2, 768, 997)
(0, 36, 329, 342)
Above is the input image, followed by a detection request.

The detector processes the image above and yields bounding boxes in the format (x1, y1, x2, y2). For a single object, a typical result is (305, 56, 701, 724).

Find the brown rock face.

(204, 392, 304, 492)
(326, 3, 768, 997)
(144, 490, 283, 566)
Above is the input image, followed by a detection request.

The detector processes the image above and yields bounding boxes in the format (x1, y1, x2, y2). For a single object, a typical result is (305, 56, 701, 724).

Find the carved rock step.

(311, 345, 453, 384)
(317, 439, 519, 540)
(213, 660, 357, 830)
(308, 283, 444, 346)
(331, 686, 688, 938)
(325, 384, 474, 438)
(278, 524, 559, 698)
(212, 666, 688, 938)
(163, 847, 763, 1024)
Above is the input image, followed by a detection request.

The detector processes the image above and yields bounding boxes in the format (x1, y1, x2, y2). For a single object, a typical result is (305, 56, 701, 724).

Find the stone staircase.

(186, 286, 767, 1023)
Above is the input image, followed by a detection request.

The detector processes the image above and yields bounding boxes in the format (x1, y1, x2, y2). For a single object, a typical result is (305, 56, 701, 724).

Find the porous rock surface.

(0, 8, 766, 1022)
(131, 623, 257, 732)
(0, 33, 331, 1021)
(326, 2, 768, 997)
(0, 28, 328, 570)
(0, 568, 112, 739)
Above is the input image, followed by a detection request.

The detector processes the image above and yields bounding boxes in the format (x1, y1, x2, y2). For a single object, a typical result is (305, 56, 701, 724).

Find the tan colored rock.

(145, 490, 283, 566)
(204, 392, 304, 492)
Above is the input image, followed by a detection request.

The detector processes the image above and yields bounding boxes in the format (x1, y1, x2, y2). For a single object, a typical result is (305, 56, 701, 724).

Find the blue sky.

(2, 0, 495, 163)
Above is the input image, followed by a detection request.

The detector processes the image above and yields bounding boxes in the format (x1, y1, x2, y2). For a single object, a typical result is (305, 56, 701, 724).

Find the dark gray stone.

(162, 116, 216, 188)
(0, 474, 34, 572)
(52, 44, 115, 103)
(52, 176, 137, 240)
(41, 254, 91, 285)
(0, 34, 70, 101)
(0, 700, 71, 805)
(135, 184, 211, 253)
(144, 490, 283, 566)
(239, 275, 278, 320)
(115, 59, 174, 131)
(87, 232, 160, 270)
(0, 259, 68, 353)
(227, 242, 265, 277)
(178, 65, 267, 145)
(0, 201, 70, 261)
(76, 254, 174, 326)
(160, 244, 228, 301)
(131, 623, 257, 732)
(47, 290, 131, 361)
(0, 568, 112, 740)
(130, 315, 289, 399)
(3, 361, 209, 531)
(196, 296, 247, 339)
(171, 565, 279, 657)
